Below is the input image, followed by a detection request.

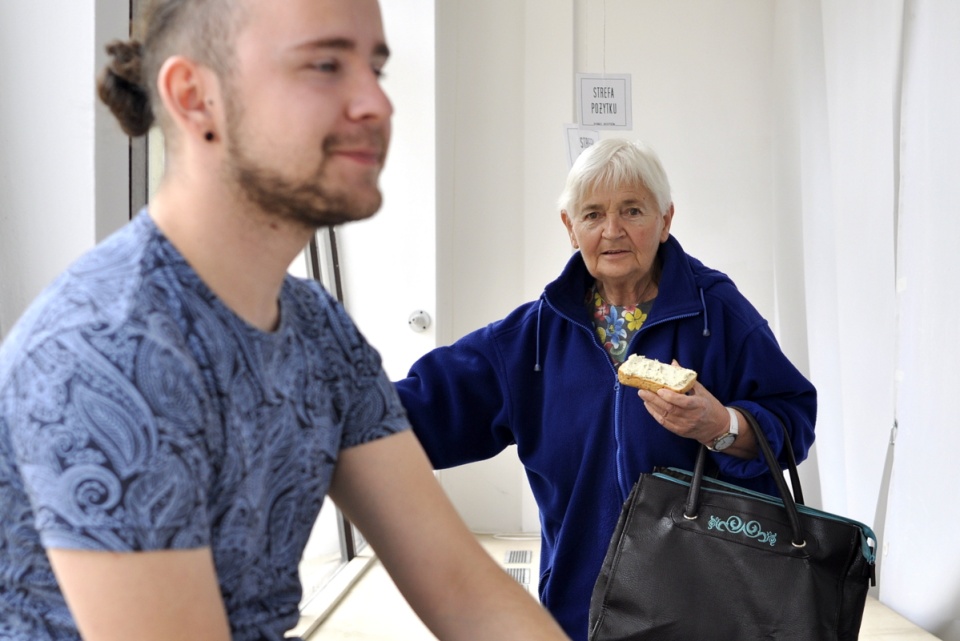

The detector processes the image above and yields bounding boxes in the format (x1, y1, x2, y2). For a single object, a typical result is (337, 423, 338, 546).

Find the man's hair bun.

(97, 40, 155, 137)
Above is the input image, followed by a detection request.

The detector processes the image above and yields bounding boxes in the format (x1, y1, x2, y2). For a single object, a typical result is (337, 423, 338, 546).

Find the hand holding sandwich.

(619, 355, 758, 459)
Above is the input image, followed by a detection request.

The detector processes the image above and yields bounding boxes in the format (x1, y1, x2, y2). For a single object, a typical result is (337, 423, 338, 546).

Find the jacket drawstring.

(535, 288, 708, 370)
(534, 298, 543, 372)
(699, 288, 711, 337)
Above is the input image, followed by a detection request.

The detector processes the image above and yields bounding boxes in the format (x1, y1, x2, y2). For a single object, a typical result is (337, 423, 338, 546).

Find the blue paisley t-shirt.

(0, 212, 409, 640)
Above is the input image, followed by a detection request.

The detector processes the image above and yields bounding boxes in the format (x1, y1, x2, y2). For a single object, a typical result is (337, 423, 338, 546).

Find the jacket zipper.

(544, 297, 703, 500)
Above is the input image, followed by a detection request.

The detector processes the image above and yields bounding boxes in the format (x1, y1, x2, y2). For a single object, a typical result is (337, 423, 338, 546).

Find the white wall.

(881, 3, 960, 636)
(0, 1, 128, 338)
(577, 0, 780, 320)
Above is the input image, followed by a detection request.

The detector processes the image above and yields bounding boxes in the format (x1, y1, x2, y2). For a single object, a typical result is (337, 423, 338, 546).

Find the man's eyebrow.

(293, 38, 391, 58)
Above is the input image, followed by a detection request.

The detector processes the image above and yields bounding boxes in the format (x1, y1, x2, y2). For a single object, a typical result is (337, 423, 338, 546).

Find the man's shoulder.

(279, 276, 366, 347)
(33, 228, 153, 316)
(0, 219, 196, 390)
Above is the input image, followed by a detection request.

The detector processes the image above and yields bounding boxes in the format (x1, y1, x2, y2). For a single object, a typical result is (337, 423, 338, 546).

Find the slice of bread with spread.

(617, 355, 697, 394)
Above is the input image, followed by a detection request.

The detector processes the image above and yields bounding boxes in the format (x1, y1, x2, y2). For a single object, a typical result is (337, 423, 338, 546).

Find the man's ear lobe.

(156, 55, 220, 142)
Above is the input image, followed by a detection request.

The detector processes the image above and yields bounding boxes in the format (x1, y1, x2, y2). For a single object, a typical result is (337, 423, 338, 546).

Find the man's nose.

(347, 69, 394, 122)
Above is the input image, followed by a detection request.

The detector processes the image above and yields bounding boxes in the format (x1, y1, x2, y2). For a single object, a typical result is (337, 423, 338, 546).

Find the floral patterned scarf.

(587, 284, 655, 363)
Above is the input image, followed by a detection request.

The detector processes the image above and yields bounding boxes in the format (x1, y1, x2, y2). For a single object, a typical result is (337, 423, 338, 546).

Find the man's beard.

(223, 108, 387, 229)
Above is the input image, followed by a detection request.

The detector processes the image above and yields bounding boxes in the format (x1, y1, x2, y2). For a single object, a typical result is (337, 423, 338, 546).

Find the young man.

(0, 1, 570, 640)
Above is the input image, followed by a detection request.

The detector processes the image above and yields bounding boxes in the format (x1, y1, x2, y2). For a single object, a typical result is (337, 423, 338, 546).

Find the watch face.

(711, 433, 737, 452)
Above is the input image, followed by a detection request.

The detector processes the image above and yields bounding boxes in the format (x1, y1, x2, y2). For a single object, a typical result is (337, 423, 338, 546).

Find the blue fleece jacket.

(395, 235, 816, 641)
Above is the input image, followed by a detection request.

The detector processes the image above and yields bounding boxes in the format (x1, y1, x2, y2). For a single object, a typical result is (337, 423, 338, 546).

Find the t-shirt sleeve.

(7, 330, 213, 553)
(321, 296, 410, 450)
(339, 368, 411, 449)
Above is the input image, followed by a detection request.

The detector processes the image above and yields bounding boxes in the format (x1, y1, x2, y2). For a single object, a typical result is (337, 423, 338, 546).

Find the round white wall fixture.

(408, 310, 432, 333)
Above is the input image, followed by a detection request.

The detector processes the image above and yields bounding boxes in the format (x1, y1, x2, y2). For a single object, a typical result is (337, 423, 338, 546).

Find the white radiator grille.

(504, 549, 534, 565)
(505, 567, 531, 586)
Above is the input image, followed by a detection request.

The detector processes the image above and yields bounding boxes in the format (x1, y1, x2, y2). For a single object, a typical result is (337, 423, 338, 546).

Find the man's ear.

(155, 55, 222, 143)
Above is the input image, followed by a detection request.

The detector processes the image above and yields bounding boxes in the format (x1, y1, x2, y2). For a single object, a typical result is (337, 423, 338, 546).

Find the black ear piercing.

(204, 131, 215, 142)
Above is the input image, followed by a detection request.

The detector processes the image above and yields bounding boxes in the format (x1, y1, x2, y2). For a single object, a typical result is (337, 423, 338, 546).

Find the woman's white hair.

(557, 139, 672, 215)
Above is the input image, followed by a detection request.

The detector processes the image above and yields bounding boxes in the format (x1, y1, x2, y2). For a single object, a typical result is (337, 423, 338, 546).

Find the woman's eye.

(311, 60, 341, 73)
(625, 207, 642, 217)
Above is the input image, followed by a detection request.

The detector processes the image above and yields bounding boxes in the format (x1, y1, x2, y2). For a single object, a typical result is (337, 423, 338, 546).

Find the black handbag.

(588, 410, 877, 641)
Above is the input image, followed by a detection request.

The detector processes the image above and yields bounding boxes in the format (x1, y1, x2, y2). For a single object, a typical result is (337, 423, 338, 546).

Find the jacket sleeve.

(710, 318, 817, 483)
(394, 326, 515, 469)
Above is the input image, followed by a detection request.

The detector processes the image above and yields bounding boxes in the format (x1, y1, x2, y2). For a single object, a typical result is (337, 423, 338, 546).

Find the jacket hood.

(542, 234, 734, 335)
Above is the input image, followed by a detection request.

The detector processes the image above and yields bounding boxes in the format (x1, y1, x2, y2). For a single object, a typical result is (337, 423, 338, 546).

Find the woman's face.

(561, 182, 673, 289)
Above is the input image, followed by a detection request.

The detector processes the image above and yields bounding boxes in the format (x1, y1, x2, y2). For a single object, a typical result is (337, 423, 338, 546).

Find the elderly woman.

(395, 139, 816, 641)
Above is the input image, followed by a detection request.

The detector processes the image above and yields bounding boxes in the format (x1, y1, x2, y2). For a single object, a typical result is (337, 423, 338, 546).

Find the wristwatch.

(707, 407, 740, 452)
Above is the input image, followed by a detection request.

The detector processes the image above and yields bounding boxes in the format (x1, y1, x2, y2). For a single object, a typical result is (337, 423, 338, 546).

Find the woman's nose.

(602, 212, 624, 236)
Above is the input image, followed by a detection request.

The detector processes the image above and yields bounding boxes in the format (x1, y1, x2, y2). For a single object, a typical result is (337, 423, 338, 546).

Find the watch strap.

(726, 407, 739, 436)
(706, 407, 739, 451)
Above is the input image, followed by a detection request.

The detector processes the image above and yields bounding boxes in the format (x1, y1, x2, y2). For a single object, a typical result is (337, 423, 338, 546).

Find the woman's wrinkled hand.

(637, 378, 727, 443)
(635, 360, 757, 458)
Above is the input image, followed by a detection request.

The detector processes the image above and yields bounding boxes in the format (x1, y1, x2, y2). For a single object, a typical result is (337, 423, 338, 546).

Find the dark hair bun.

(97, 40, 154, 137)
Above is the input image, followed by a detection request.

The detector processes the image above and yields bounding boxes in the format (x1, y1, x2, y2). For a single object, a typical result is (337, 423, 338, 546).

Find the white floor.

(300, 534, 940, 640)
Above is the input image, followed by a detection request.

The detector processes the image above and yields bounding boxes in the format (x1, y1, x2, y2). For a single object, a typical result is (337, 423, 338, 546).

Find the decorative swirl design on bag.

(707, 515, 778, 546)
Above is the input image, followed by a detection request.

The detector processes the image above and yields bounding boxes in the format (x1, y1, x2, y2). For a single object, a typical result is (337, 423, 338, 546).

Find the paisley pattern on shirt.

(0, 212, 408, 641)
(587, 286, 654, 363)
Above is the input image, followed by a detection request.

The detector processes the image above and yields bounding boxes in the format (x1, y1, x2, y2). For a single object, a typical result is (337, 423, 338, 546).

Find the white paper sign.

(564, 125, 600, 168)
(576, 73, 632, 130)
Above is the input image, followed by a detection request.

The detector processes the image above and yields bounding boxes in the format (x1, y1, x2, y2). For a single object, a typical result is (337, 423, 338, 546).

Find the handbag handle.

(682, 409, 808, 548)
